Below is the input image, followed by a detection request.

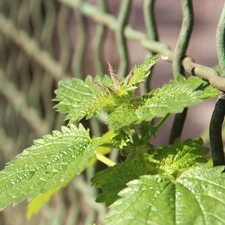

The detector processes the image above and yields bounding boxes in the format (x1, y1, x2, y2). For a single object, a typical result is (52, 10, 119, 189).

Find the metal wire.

(0, 1, 225, 224)
(209, 3, 225, 166)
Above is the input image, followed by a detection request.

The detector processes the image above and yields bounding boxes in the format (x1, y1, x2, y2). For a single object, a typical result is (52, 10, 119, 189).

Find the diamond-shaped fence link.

(0, 0, 224, 224)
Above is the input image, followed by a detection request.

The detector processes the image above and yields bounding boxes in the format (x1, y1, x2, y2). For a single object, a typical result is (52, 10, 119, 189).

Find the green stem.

(95, 152, 116, 167)
(155, 114, 170, 130)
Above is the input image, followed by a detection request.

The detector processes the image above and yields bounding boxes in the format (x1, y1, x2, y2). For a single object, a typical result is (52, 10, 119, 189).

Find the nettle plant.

(1, 55, 225, 224)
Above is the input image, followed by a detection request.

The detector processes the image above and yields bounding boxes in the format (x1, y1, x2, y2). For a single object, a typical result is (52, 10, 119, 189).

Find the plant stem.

(155, 114, 170, 130)
(95, 152, 116, 167)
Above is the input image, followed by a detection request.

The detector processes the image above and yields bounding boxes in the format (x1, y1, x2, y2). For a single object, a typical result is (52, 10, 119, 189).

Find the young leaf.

(107, 103, 138, 130)
(54, 76, 113, 124)
(0, 124, 99, 211)
(91, 157, 156, 207)
(127, 55, 159, 87)
(106, 165, 225, 225)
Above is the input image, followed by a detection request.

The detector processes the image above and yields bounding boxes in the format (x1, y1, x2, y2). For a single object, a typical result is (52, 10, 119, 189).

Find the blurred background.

(0, 0, 224, 224)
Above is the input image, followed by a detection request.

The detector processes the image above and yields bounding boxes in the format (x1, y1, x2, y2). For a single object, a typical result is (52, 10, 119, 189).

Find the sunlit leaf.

(0, 124, 99, 211)
(106, 166, 225, 225)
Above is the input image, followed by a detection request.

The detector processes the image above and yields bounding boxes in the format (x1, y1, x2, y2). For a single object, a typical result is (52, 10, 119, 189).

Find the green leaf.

(106, 165, 225, 225)
(109, 75, 219, 128)
(54, 76, 113, 124)
(137, 75, 217, 122)
(93, 74, 115, 88)
(109, 128, 137, 150)
(127, 55, 159, 87)
(91, 157, 156, 207)
(149, 137, 209, 176)
(177, 75, 219, 99)
(107, 103, 138, 130)
(0, 124, 98, 211)
(92, 137, 208, 207)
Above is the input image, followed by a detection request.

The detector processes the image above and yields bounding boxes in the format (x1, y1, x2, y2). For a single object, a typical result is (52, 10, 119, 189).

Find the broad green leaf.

(92, 138, 208, 207)
(0, 124, 98, 211)
(106, 166, 225, 225)
(54, 76, 113, 124)
(176, 75, 219, 99)
(91, 157, 156, 207)
(127, 55, 159, 87)
(149, 137, 209, 176)
(137, 75, 217, 122)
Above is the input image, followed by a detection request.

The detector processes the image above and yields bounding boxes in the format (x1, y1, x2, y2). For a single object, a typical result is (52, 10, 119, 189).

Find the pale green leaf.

(54, 76, 112, 124)
(0, 124, 98, 211)
(137, 76, 209, 122)
(106, 166, 225, 225)
(107, 103, 138, 130)
(93, 74, 115, 89)
(91, 157, 156, 207)
(92, 138, 208, 207)
(127, 55, 159, 87)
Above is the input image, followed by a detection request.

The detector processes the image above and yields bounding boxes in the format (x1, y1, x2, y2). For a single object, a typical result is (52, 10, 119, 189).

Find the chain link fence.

(0, 0, 224, 224)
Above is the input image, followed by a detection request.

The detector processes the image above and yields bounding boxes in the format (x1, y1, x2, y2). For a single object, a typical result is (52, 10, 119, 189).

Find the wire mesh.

(0, 0, 224, 224)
